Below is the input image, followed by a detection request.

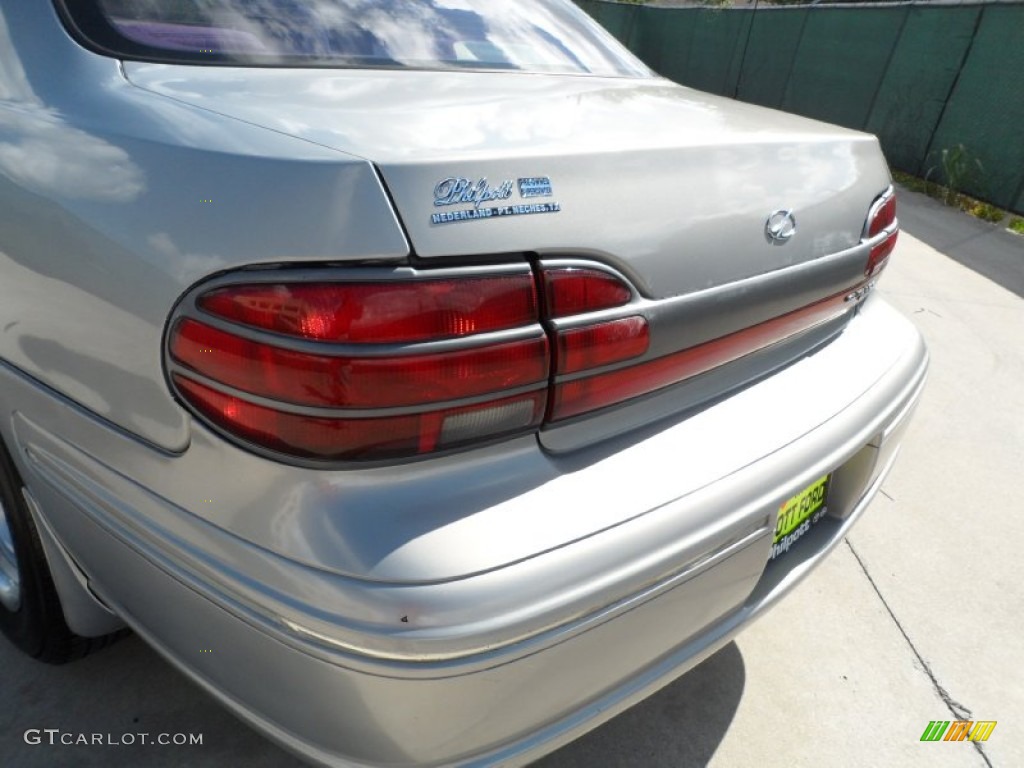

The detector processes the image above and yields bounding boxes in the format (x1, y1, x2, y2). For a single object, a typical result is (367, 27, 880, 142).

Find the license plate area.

(770, 474, 830, 561)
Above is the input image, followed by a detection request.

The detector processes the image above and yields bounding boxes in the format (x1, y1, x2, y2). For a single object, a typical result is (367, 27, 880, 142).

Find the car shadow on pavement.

(0, 633, 307, 768)
(895, 187, 1024, 299)
(534, 641, 745, 767)
(1, 630, 745, 768)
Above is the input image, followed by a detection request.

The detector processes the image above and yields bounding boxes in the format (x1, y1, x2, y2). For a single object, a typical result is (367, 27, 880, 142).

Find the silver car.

(0, 1, 926, 766)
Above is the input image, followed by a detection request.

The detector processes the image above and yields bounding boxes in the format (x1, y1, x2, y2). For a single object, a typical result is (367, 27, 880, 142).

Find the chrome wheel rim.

(0, 493, 21, 612)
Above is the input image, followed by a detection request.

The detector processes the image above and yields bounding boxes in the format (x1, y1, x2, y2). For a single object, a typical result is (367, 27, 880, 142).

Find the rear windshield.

(58, 0, 651, 76)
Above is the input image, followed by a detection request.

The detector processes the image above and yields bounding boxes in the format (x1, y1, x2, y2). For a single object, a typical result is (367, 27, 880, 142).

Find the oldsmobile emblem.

(765, 210, 797, 245)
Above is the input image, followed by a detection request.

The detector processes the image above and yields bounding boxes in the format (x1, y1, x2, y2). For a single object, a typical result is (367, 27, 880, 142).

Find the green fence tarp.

(926, 5, 1024, 211)
(780, 8, 904, 130)
(734, 9, 810, 108)
(577, 1, 1024, 214)
(864, 6, 981, 175)
(579, 0, 642, 46)
(640, 9, 750, 97)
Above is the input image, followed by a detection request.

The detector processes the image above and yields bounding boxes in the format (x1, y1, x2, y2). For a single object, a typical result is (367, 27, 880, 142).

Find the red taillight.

(198, 276, 538, 343)
(866, 230, 898, 278)
(550, 287, 853, 422)
(172, 318, 548, 409)
(175, 376, 546, 461)
(868, 195, 896, 237)
(170, 272, 549, 461)
(543, 268, 632, 318)
(555, 316, 649, 375)
(168, 259, 869, 461)
(865, 190, 898, 277)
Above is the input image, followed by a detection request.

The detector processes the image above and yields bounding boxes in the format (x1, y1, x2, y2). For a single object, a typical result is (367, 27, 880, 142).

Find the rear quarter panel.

(0, 1, 408, 450)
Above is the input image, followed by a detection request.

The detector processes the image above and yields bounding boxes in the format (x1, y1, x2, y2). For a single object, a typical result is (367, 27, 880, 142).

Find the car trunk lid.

(122, 66, 889, 299)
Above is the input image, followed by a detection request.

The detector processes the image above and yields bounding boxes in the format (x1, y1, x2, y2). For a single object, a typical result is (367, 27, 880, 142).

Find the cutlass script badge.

(431, 176, 561, 226)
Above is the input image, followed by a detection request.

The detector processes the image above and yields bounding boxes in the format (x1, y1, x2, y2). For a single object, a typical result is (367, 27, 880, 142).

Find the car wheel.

(0, 436, 126, 663)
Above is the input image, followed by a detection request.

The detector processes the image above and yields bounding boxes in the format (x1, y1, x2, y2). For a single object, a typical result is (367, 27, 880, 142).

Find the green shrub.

(926, 144, 984, 207)
(963, 200, 1003, 223)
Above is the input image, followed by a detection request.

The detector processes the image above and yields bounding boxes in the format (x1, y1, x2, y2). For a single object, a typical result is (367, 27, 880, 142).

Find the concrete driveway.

(1, 189, 1021, 768)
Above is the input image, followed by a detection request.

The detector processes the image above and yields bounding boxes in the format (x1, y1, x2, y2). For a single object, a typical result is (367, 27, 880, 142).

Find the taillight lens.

(868, 195, 896, 237)
(198, 277, 538, 343)
(555, 316, 649, 375)
(169, 273, 549, 461)
(866, 230, 899, 278)
(543, 267, 647, 377)
(551, 287, 853, 421)
(544, 268, 632, 318)
(168, 258, 870, 461)
(175, 376, 546, 461)
(171, 318, 547, 409)
(865, 189, 898, 277)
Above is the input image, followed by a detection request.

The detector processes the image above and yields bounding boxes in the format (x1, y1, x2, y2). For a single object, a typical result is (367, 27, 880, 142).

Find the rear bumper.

(5, 295, 927, 767)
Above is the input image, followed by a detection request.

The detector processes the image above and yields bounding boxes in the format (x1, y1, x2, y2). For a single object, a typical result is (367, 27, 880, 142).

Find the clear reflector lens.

(439, 398, 540, 447)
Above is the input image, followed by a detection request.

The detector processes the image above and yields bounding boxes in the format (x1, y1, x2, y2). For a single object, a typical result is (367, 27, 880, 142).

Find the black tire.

(0, 435, 127, 663)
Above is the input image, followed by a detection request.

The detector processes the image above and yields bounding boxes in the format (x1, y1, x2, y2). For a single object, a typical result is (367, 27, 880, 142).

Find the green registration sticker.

(771, 475, 830, 560)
